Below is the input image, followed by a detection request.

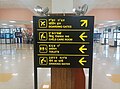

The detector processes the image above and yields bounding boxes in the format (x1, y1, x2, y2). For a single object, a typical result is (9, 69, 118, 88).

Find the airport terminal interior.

(0, 0, 120, 89)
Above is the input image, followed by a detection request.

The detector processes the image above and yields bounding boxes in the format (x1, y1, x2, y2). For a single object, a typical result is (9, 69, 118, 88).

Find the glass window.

(118, 33, 120, 38)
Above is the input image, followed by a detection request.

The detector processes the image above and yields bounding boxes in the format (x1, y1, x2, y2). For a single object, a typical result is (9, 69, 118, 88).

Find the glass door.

(4, 28, 10, 44)
(103, 29, 109, 44)
(1, 28, 6, 44)
(117, 32, 120, 46)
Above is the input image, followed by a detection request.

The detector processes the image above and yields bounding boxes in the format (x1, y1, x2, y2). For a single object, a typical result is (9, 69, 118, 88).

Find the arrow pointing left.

(79, 32, 88, 41)
(79, 57, 87, 66)
(79, 45, 87, 53)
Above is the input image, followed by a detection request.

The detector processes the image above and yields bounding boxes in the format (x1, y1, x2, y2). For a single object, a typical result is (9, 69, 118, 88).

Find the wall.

(0, 8, 34, 21)
(87, 8, 120, 21)
(52, 0, 73, 13)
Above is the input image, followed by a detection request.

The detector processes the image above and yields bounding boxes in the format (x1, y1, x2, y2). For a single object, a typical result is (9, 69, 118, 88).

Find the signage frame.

(33, 16, 94, 89)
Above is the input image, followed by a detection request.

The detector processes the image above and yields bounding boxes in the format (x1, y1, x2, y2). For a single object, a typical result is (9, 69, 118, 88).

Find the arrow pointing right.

(79, 32, 88, 41)
(79, 57, 87, 66)
(80, 20, 88, 27)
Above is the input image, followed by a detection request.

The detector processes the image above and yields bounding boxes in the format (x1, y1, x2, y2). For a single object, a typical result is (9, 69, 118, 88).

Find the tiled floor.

(0, 43, 120, 89)
(0, 44, 34, 89)
(93, 43, 120, 89)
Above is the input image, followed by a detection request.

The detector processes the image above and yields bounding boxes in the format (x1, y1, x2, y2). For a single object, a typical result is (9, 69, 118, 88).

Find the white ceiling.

(0, 0, 52, 26)
(0, 0, 26, 8)
(1, 0, 120, 27)
(0, 0, 52, 13)
(1, 0, 120, 9)
(0, 0, 120, 16)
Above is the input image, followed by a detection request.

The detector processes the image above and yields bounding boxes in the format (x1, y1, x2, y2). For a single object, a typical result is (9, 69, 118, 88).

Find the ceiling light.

(73, 4, 88, 16)
(104, 25, 108, 27)
(112, 23, 117, 26)
(30, 21, 33, 23)
(34, 6, 49, 16)
(34, 5, 43, 12)
(2, 23, 7, 25)
(99, 24, 104, 26)
(9, 25, 13, 26)
(4, 26, 9, 28)
(107, 21, 114, 23)
(9, 21, 16, 23)
(42, 7, 49, 15)
(106, 74, 112, 77)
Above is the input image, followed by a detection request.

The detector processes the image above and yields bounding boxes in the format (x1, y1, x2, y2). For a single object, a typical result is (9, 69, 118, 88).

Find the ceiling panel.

(1, 0, 120, 8)
(0, 0, 52, 12)
(0, 0, 120, 11)
(0, 0, 26, 8)
(74, 0, 120, 9)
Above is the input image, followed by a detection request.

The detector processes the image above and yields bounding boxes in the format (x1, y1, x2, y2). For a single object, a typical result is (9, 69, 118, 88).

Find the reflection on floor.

(0, 44, 34, 89)
(0, 73, 13, 82)
(37, 68, 51, 89)
(109, 74, 120, 83)
(93, 43, 120, 89)
(0, 43, 119, 89)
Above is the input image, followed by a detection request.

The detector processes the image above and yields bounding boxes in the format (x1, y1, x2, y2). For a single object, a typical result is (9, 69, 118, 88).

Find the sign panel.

(33, 16, 94, 89)
(34, 16, 93, 68)
(15, 32, 22, 37)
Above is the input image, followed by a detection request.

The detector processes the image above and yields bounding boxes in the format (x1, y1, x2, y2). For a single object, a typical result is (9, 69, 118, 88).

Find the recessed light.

(9, 21, 16, 23)
(112, 23, 117, 26)
(108, 21, 114, 22)
(104, 25, 108, 27)
(2, 23, 7, 25)
(99, 24, 104, 26)
(9, 25, 14, 27)
(30, 21, 33, 23)
(34, 6, 43, 12)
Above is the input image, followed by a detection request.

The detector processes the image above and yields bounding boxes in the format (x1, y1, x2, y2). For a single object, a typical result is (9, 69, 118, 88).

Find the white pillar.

(52, 0, 73, 13)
